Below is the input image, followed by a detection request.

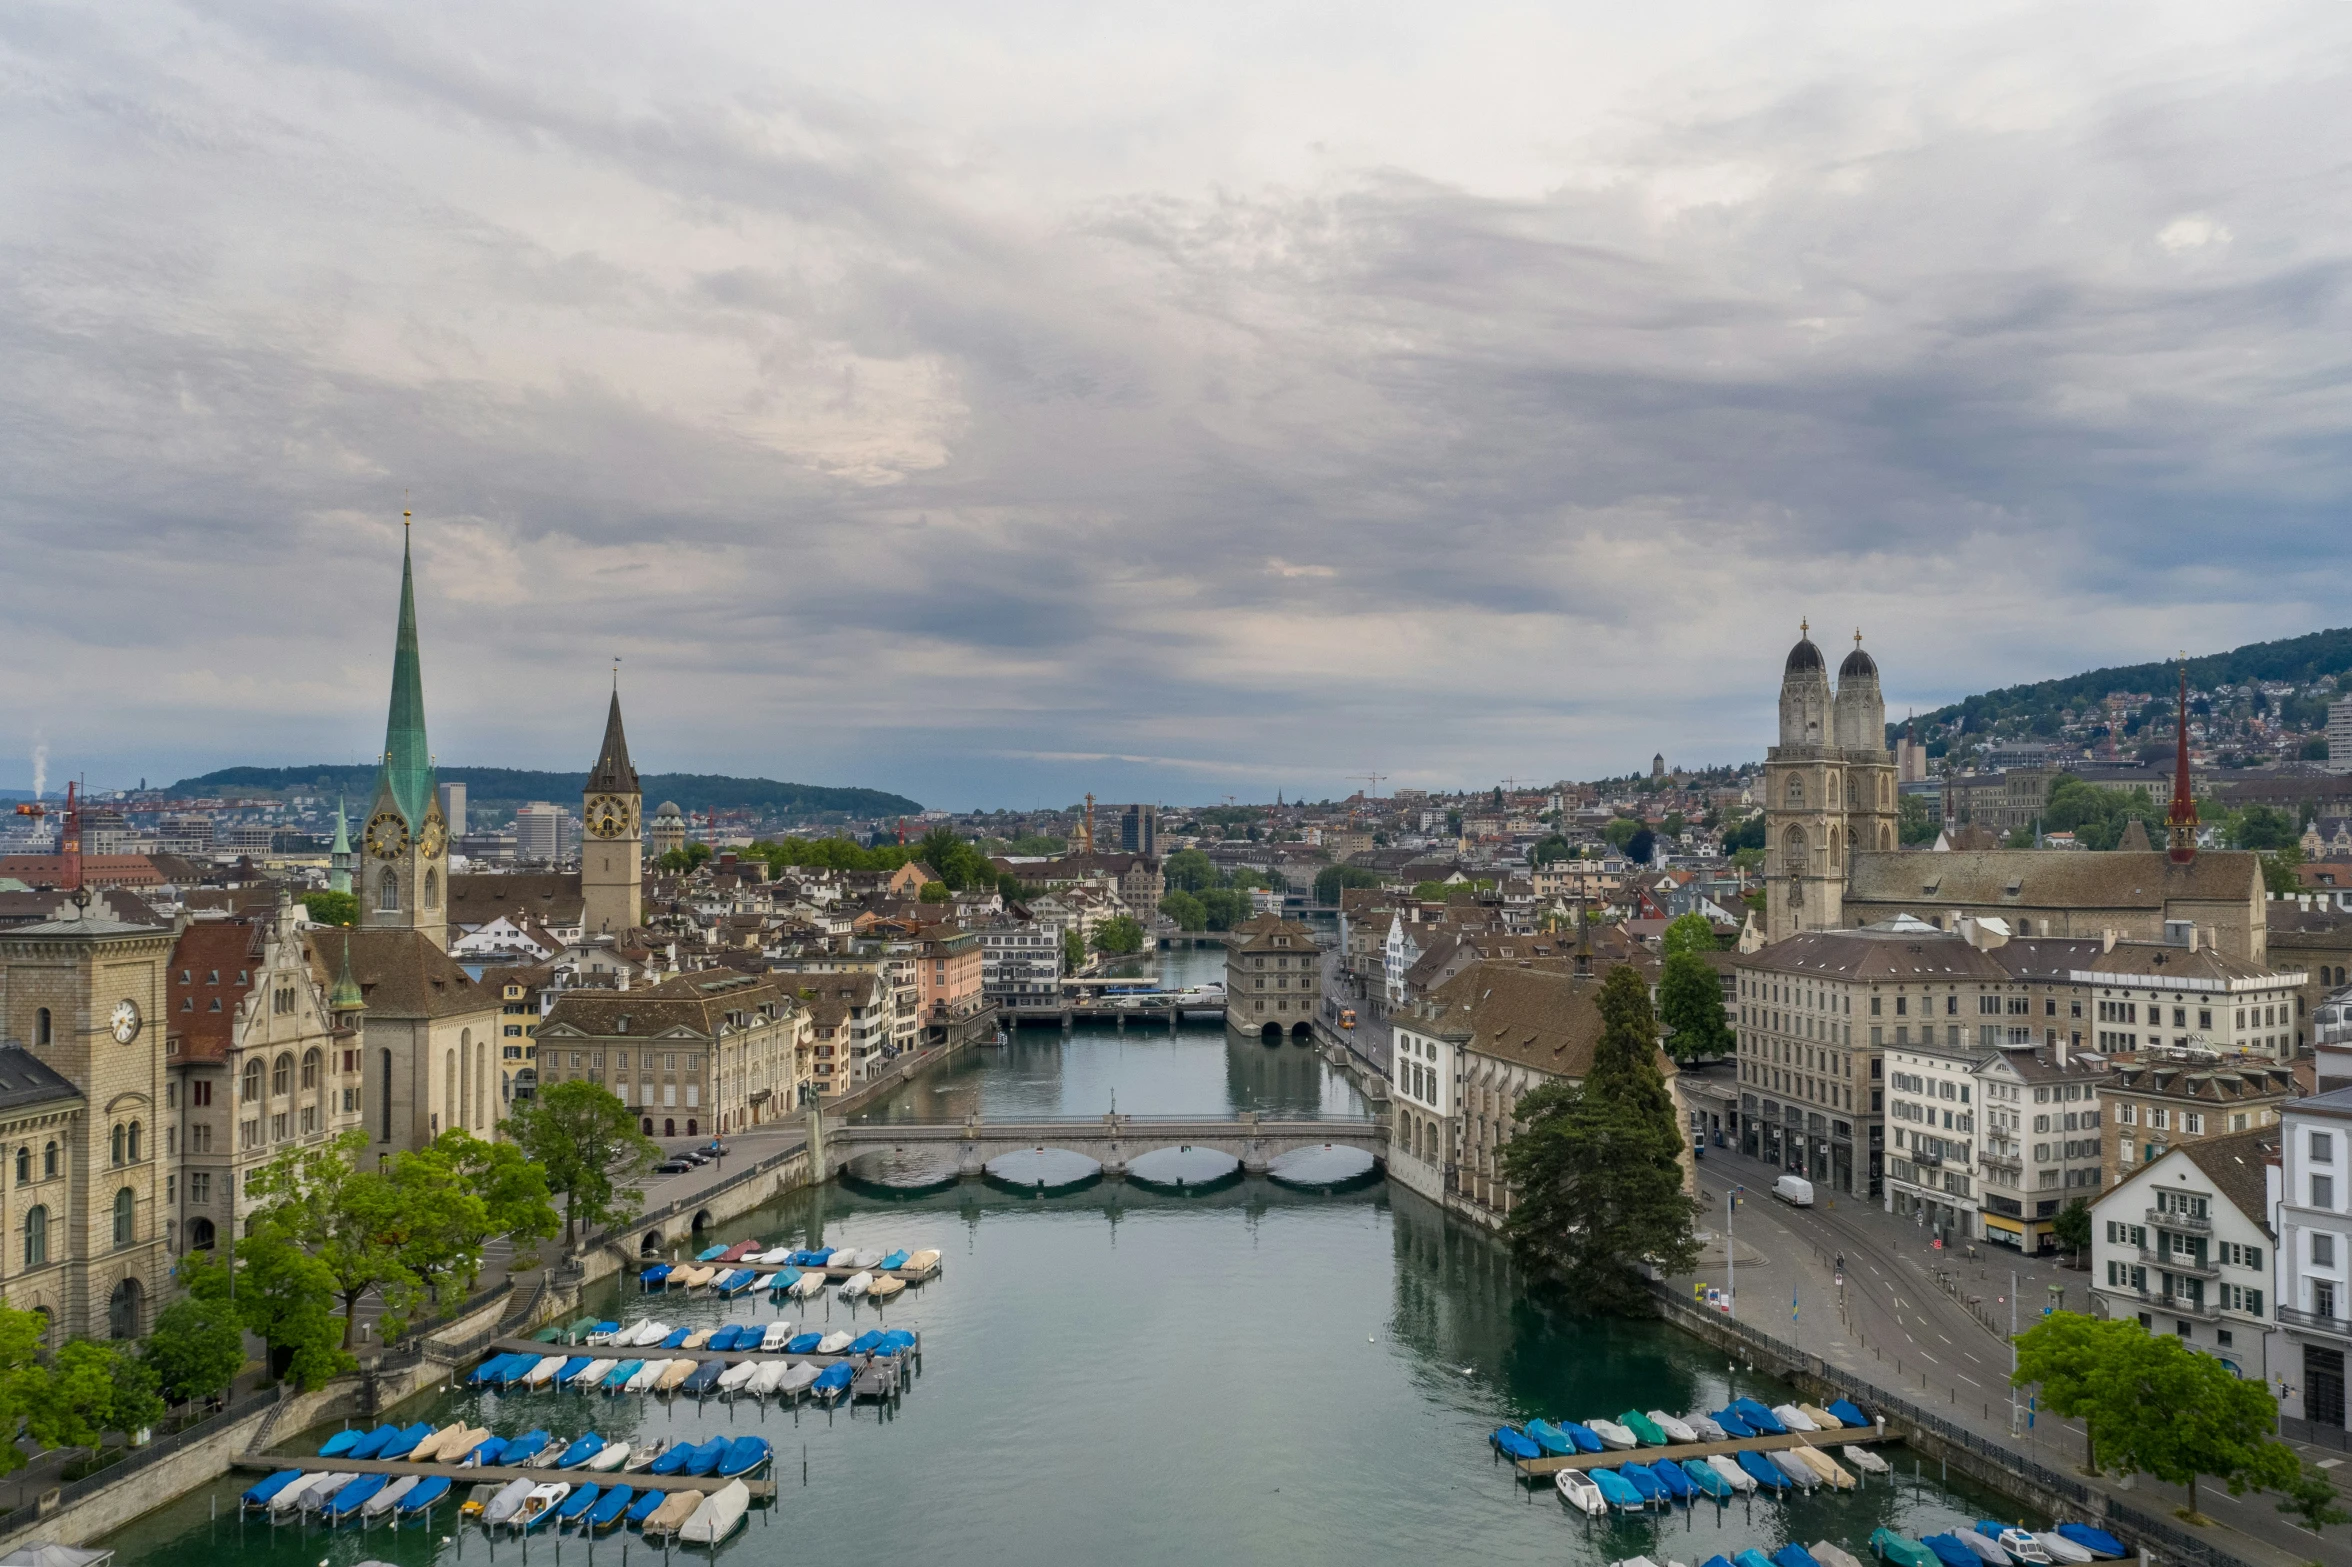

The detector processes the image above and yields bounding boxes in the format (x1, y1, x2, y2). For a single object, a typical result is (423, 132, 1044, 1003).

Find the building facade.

(1974, 1045, 2108, 1252)
(2276, 1086, 2352, 1446)
(580, 690, 644, 936)
(2102, 1048, 2296, 1191)
(2090, 1128, 2278, 1383)
(1225, 914, 1323, 1040)
(1764, 628, 1898, 942)
(536, 972, 803, 1138)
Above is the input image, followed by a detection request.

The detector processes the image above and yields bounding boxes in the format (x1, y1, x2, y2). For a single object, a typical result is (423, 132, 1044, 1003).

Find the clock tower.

(359, 516, 450, 949)
(580, 683, 642, 935)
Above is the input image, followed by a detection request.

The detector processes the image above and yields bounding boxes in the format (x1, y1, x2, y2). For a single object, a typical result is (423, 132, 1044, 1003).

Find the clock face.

(586, 794, 637, 839)
(110, 998, 141, 1044)
(418, 809, 448, 860)
(365, 811, 410, 860)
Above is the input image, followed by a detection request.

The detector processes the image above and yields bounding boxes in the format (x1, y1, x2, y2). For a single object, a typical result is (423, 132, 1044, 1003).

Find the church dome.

(655, 801, 683, 819)
(1785, 634, 1825, 675)
(1839, 645, 1878, 681)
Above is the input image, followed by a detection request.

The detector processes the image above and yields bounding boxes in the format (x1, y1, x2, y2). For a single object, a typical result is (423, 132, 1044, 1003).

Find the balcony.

(1979, 1155, 2023, 1186)
(2145, 1206, 2211, 1233)
(2137, 1245, 2218, 1280)
(2118, 1286, 2219, 1324)
(2277, 1306, 2352, 1341)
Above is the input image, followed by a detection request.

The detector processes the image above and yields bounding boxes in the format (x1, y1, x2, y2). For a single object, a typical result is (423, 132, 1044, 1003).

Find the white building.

(2327, 697, 2352, 777)
(513, 802, 572, 864)
(1884, 1029, 1990, 1242)
(1973, 1043, 2109, 1254)
(2274, 1086, 2352, 1446)
(2089, 1125, 2278, 1383)
(980, 920, 1062, 1005)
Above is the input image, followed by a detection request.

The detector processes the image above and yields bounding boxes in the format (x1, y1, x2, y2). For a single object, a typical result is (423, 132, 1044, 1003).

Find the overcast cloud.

(4, 1, 2350, 809)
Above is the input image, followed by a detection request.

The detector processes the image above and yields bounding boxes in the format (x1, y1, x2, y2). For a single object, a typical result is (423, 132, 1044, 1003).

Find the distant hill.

(1899, 625, 2352, 745)
(166, 766, 921, 819)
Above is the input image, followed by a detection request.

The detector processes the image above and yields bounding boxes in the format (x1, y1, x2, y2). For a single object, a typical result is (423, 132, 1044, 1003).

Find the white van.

(1772, 1174, 1815, 1207)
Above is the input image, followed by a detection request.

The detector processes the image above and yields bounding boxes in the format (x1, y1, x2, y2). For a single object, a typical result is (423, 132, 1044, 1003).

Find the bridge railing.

(836, 1114, 1381, 1128)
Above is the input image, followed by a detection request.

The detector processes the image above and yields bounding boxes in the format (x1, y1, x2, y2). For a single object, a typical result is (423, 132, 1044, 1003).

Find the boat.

(1710, 1408, 1756, 1438)
(868, 1275, 907, 1302)
(1524, 1420, 1577, 1456)
(1953, 1531, 2014, 1566)
(767, 1268, 804, 1296)
(583, 1477, 630, 1524)
(1768, 1448, 1818, 1488)
(347, 1424, 398, 1459)
(839, 1270, 874, 1300)
(1617, 1464, 1664, 1504)
(1773, 1547, 1824, 1567)
(1701, 1556, 1738, 1567)
(681, 1358, 728, 1395)
(1734, 1450, 1789, 1492)
(1648, 1411, 1699, 1443)
(785, 1332, 822, 1354)
(625, 1439, 673, 1472)
(1923, 1539, 1986, 1567)
(640, 1264, 672, 1288)
(717, 1360, 760, 1393)
(1735, 1551, 1777, 1567)
(1976, 1527, 2051, 1564)
(1555, 1468, 1607, 1516)
(788, 1272, 827, 1299)
(756, 1246, 794, 1265)
(649, 1441, 698, 1475)
(717, 1269, 757, 1297)
(1813, 1546, 1868, 1567)
(1680, 1458, 1732, 1499)
(566, 1315, 602, 1340)
(816, 1330, 853, 1354)
(1645, 1459, 1695, 1500)
(1844, 1445, 1891, 1475)
(1827, 1398, 1871, 1426)
(1587, 1418, 1638, 1450)
(640, 1489, 701, 1541)
(1686, 1413, 1727, 1441)
(1798, 1402, 1844, 1429)
(1619, 1410, 1670, 1446)
(628, 1358, 671, 1391)
(1555, 1420, 1604, 1453)
(362, 1475, 419, 1519)
(300, 1473, 358, 1514)
(677, 1266, 715, 1289)
(413, 1421, 468, 1461)
(904, 1248, 941, 1271)
(707, 1325, 744, 1351)
(399, 1476, 452, 1516)
(319, 1428, 363, 1459)
(682, 1328, 714, 1349)
(775, 1362, 820, 1397)
(697, 1244, 728, 1262)
(633, 1319, 673, 1347)
(324, 1474, 388, 1523)
(1490, 1426, 1541, 1461)
(1731, 1398, 1786, 1434)
(554, 1483, 602, 1529)
(1588, 1467, 1644, 1512)
(747, 1359, 792, 1396)
(465, 1355, 515, 1385)
(2051, 1526, 2125, 1560)
(681, 1437, 731, 1477)
(1798, 1447, 1857, 1489)
(752, 1272, 782, 1293)
(2035, 1536, 2094, 1565)
(1771, 1402, 1819, 1432)
(761, 1321, 794, 1350)
(568, 1358, 609, 1388)
(511, 1482, 570, 1533)
(586, 1441, 633, 1473)
(500, 1429, 552, 1465)
(464, 1437, 508, 1467)
(1704, 1454, 1756, 1494)
(523, 1354, 566, 1387)
(658, 1358, 698, 1391)
(810, 1361, 853, 1398)
(789, 1247, 834, 1267)
(717, 1436, 772, 1478)
(241, 1470, 303, 1510)
(266, 1473, 331, 1517)
(847, 1330, 885, 1355)
(553, 1432, 606, 1469)
(602, 1357, 645, 1390)
(878, 1248, 910, 1270)
(460, 1482, 500, 1521)
(584, 1320, 620, 1344)
(660, 1327, 692, 1348)
(679, 1478, 751, 1545)
(624, 1489, 667, 1526)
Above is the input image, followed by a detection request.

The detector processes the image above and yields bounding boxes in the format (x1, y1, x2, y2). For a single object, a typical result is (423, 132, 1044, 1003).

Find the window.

(11, 1147, 23, 1185)
(242, 1059, 263, 1102)
(43, 1141, 58, 1179)
(190, 1172, 210, 1204)
(378, 870, 399, 911)
(301, 1049, 320, 1090)
(272, 1054, 291, 1096)
(128, 1121, 141, 1161)
(2315, 1131, 2337, 1165)
(110, 1124, 125, 1165)
(2316, 1174, 2338, 1210)
(33, 1008, 48, 1047)
(24, 1205, 46, 1267)
(113, 1187, 134, 1248)
(193, 1080, 212, 1107)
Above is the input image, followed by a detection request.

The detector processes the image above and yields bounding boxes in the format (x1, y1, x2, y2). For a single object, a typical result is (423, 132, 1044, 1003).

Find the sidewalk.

(1669, 1146, 2341, 1567)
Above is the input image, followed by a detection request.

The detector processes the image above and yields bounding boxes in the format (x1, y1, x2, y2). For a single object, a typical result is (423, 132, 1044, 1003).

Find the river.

(103, 945, 2026, 1567)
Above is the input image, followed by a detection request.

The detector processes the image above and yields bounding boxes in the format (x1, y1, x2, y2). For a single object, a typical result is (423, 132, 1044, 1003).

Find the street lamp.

(1726, 1185, 1745, 1316)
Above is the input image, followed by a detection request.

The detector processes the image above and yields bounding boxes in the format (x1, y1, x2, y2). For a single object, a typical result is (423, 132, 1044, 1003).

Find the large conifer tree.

(1500, 965, 1699, 1314)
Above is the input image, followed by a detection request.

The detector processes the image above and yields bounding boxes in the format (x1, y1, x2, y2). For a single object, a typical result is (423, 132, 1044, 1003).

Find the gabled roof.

(449, 872, 586, 929)
(0, 1046, 82, 1114)
(541, 971, 785, 1040)
(2105, 1125, 2279, 1240)
(1846, 848, 2261, 909)
(302, 928, 492, 1019)
(1736, 925, 2011, 981)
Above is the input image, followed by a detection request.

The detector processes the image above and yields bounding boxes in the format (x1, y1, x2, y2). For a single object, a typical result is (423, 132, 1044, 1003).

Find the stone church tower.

(580, 686, 643, 935)
(1765, 624, 1898, 941)
(359, 518, 450, 950)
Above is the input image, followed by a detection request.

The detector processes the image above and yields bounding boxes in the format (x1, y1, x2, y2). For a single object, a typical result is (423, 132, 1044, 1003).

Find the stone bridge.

(813, 1111, 1387, 1180)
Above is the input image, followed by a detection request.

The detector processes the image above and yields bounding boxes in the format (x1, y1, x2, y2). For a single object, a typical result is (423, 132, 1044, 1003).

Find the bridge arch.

(690, 1209, 711, 1233)
(640, 1230, 664, 1256)
(1258, 1022, 1281, 1044)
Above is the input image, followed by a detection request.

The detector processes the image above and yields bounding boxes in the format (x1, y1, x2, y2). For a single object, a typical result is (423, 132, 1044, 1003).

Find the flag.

(1792, 1286, 1799, 1323)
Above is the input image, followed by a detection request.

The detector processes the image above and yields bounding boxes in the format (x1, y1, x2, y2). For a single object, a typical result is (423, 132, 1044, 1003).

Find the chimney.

(2055, 1029, 2070, 1067)
(2101, 928, 2117, 953)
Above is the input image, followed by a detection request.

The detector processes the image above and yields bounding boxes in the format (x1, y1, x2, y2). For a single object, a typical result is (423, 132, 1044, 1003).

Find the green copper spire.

(378, 517, 435, 825)
(328, 794, 352, 895)
(329, 933, 366, 1014)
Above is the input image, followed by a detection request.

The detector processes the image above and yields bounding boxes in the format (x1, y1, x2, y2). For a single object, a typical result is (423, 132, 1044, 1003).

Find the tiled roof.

(542, 971, 785, 1040)
(1737, 926, 2012, 981)
(1845, 849, 2261, 909)
(169, 918, 270, 1059)
(301, 929, 493, 1019)
(0, 1046, 81, 1113)
(449, 872, 586, 928)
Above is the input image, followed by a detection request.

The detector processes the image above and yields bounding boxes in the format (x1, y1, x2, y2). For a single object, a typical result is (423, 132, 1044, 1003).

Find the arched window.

(108, 1277, 142, 1339)
(33, 1008, 49, 1047)
(187, 1216, 216, 1251)
(381, 1049, 394, 1140)
(477, 1041, 488, 1127)
(378, 870, 399, 912)
(1847, 777, 1859, 808)
(127, 1121, 140, 1162)
(1880, 776, 1893, 808)
(1786, 777, 1805, 807)
(242, 1059, 263, 1103)
(272, 1053, 292, 1096)
(113, 1187, 134, 1248)
(12, 1147, 25, 1185)
(1782, 825, 1809, 875)
(424, 870, 439, 910)
(110, 1124, 125, 1166)
(1880, 824, 1893, 852)
(301, 1049, 320, 1090)
(24, 1205, 47, 1267)
(42, 1141, 58, 1179)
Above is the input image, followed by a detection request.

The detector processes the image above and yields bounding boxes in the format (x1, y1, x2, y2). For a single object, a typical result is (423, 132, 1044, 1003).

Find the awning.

(1980, 1215, 2024, 1235)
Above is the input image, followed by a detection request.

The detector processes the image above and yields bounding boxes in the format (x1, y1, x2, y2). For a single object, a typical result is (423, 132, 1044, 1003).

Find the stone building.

(536, 971, 805, 1139)
(2276, 1086, 2352, 1446)
(579, 688, 644, 937)
(1763, 626, 1898, 942)
(2102, 1048, 2298, 1191)
(2090, 1126, 2279, 1383)
(1224, 914, 1323, 1040)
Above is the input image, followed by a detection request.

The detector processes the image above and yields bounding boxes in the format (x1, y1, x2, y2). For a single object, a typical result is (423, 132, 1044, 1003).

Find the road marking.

(1917, 1352, 1939, 1366)
(1957, 1374, 1981, 1388)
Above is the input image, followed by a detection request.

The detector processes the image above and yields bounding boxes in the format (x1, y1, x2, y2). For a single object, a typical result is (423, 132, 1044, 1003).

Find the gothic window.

(1786, 777, 1805, 807)
(301, 1048, 320, 1091)
(272, 1053, 292, 1097)
(445, 1050, 458, 1127)
(1881, 776, 1892, 808)
(378, 870, 399, 912)
(113, 1187, 134, 1248)
(1782, 825, 1809, 875)
(424, 870, 439, 910)
(24, 1206, 46, 1267)
(242, 1059, 263, 1103)
(1848, 778, 1859, 808)
(1880, 824, 1893, 852)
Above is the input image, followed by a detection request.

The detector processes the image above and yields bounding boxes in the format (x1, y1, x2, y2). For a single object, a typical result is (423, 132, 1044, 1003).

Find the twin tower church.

(354, 521, 647, 947)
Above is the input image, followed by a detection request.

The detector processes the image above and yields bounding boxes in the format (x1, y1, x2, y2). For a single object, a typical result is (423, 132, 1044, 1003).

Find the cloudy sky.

(5, 2, 2350, 810)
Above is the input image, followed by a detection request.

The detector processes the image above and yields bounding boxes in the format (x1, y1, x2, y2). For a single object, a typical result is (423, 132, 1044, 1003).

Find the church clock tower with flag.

(360, 514, 450, 950)
(581, 679, 643, 935)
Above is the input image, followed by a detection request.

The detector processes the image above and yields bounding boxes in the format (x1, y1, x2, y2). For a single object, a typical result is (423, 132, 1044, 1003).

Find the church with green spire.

(358, 517, 451, 950)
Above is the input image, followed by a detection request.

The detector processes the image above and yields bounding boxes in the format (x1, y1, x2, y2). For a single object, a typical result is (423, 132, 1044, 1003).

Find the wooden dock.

(231, 1453, 775, 1500)
(1509, 1426, 1892, 1479)
(645, 1259, 941, 1286)
(486, 1332, 919, 1371)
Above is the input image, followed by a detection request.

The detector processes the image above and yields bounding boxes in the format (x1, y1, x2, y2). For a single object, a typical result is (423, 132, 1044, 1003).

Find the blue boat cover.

(327, 1474, 386, 1516)
(1490, 1426, 1540, 1460)
(1699, 1555, 1736, 1567)
(812, 1361, 853, 1393)
(1732, 1398, 1787, 1434)
(649, 1443, 695, 1475)
(555, 1355, 593, 1383)
(1589, 1468, 1641, 1508)
(785, 1332, 821, 1354)
(717, 1436, 771, 1477)
(625, 1490, 665, 1522)
(1682, 1458, 1731, 1496)
(554, 1433, 605, 1468)
(661, 1328, 690, 1348)
(501, 1430, 552, 1464)
(555, 1484, 601, 1520)
(1647, 1460, 1694, 1498)
(875, 1329, 917, 1356)
(587, 1486, 633, 1527)
(640, 1265, 670, 1285)
(242, 1470, 302, 1506)
(682, 1359, 727, 1393)
(1734, 1550, 1777, 1567)
(401, 1476, 451, 1513)
(847, 1330, 883, 1354)
(1709, 1407, 1756, 1438)
(1618, 1464, 1663, 1500)
(1774, 1545, 1823, 1567)
(1523, 1420, 1574, 1456)
(879, 1249, 909, 1269)
(347, 1424, 396, 1459)
(1922, 1537, 1980, 1567)
(682, 1437, 731, 1476)
(2054, 1526, 2125, 1558)
(602, 1359, 643, 1388)
(1555, 1420, 1602, 1453)
(319, 1428, 362, 1458)
(698, 1245, 727, 1262)
(1735, 1450, 1787, 1489)
(1828, 1398, 1869, 1425)
(467, 1437, 507, 1466)
(593, 1321, 617, 1336)
(769, 1267, 802, 1291)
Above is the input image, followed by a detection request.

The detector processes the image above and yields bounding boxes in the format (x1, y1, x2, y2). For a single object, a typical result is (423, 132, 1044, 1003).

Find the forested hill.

(167, 766, 921, 818)
(1902, 625, 2352, 738)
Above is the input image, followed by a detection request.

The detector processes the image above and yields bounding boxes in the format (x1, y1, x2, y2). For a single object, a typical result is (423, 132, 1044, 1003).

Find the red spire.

(2166, 657, 2198, 864)
(60, 780, 81, 892)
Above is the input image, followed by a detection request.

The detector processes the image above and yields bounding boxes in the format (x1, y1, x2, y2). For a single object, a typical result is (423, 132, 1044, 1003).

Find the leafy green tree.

(1625, 827, 1656, 864)
(2050, 1197, 2092, 1260)
(2099, 1328, 2296, 1519)
(996, 872, 1031, 905)
(507, 1080, 661, 1247)
(1093, 915, 1145, 955)
(1602, 817, 1641, 851)
(1163, 848, 1218, 892)
(1660, 912, 1718, 959)
(192, 1230, 350, 1389)
(1061, 927, 1087, 974)
(46, 1339, 164, 1446)
(657, 842, 714, 872)
(141, 1291, 246, 1407)
(1532, 833, 1575, 865)
(1005, 834, 1066, 855)
(1721, 813, 1768, 853)
(919, 879, 951, 903)
(301, 890, 358, 927)
(245, 1131, 418, 1347)
(1660, 811, 1686, 838)
(2258, 843, 2304, 896)
(917, 826, 997, 891)
(1657, 951, 1732, 1059)
(1500, 966, 1698, 1314)
(2230, 804, 2300, 851)
(2277, 1459, 2351, 1535)
(1897, 795, 1937, 845)
(1314, 864, 1386, 903)
(1159, 889, 1207, 931)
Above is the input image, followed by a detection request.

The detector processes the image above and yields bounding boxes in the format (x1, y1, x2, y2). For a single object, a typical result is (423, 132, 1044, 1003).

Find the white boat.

(761, 1322, 794, 1350)
(1950, 1528, 2011, 1565)
(1555, 1468, 1607, 1516)
(2034, 1535, 2095, 1565)
(623, 1439, 672, 1473)
(1586, 1418, 1637, 1450)
(756, 1247, 794, 1265)
(1705, 1454, 1757, 1494)
(787, 1272, 826, 1299)
(269, 1473, 333, 1517)
(509, 1482, 569, 1534)
(627, 1359, 669, 1392)
(524, 1354, 567, 1387)
(717, 1361, 759, 1392)
(632, 1319, 672, 1348)
(1686, 1414, 1727, 1442)
(362, 1475, 418, 1518)
(1647, 1410, 1699, 1444)
(1812, 1544, 1868, 1567)
(775, 1362, 820, 1397)
(751, 1273, 781, 1293)
(568, 1359, 610, 1387)
(1771, 1402, 1819, 1431)
(1611, 1557, 1662, 1567)
(838, 1270, 873, 1301)
(678, 1479, 750, 1544)
(483, 1478, 537, 1527)
(815, 1330, 853, 1354)
(1843, 1445, 1891, 1475)
(585, 1441, 632, 1473)
(747, 1360, 792, 1396)
(298, 1473, 356, 1514)
(1991, 1529, 2053, 1564)
(585, 1324, 617, 1345)
(1768, 1449, 1818, 1488)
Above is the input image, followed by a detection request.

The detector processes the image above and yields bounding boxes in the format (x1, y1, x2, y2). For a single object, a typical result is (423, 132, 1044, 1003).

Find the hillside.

(167, 766, 921, 819)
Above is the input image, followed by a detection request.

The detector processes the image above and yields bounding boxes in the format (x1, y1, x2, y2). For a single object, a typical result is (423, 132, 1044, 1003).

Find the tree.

(996, 872, 1031, 905)
(657, 842, 713, 872)
(196, 1229, 350, 1389)
(2258, 843, 2305, 897)
(1657, 951, 1732, 1059)
(917, 826, 997, 891)
(1660, 913, 1718, 959)
(1602, 817, 1641, 851)
(1721, 813, 1767, 853)
(1160, 889, 1207, 931)
(1163, 848, 1218, 892)
(301, 890, 358, 927)
(1625, 827, 1656, 864)
(1499, 966, 1698, 1314)
(2099, 1329, 2295, 1520)
(1196, 888, 1252, 929)
(1314, 864, 1387, 904)
(1897, 795, 1937, 845)
(244, 1131, 419, 1347)
(1094, 915, 1145, 955)
(1531, 833, 1574, 866)
(507, 1081, 661, 1247)
(141, 1291, 246, 1408)
(2277, 1459, 2351, 1536)
(2050, 1197, 2092, 1261)
(2230, 804, 2300, 851)
(1061, 927, 1087, 974)
(2013, 1311, 2136, 1471)
(919, 879, 951, 903)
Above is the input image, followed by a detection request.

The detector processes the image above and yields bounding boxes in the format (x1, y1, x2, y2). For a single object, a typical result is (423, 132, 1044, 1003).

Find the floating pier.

(229, 1453, 776, 1500)
(1510, 1426, 1893, 1479)
(484, 1333, 920, 1371)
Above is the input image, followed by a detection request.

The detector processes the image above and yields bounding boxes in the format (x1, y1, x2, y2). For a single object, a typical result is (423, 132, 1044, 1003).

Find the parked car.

(652, 1159, 693, 1175)
(1771, 1174, 1815, 1207)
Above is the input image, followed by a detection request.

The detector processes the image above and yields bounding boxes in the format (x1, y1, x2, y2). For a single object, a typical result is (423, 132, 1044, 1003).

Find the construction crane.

(1349, 773, 1387, 798)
